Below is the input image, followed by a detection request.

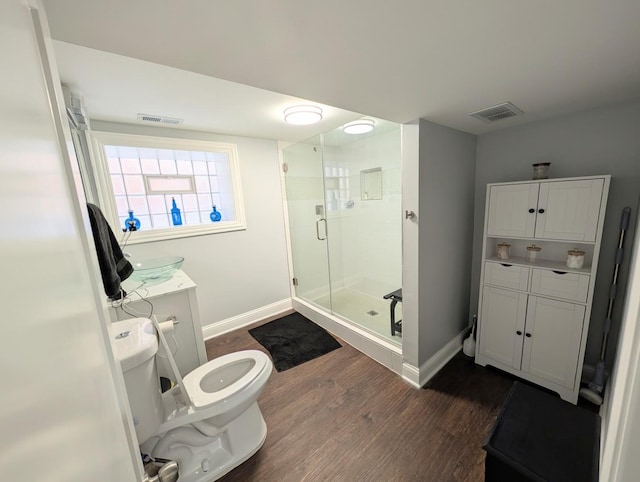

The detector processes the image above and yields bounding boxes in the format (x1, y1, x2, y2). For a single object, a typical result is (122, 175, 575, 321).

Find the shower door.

(283, 121, 402, 344)
(283, 137, 332, 311)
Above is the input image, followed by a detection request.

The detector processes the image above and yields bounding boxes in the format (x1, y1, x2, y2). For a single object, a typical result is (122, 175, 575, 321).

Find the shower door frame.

(281, 138, 403, 376)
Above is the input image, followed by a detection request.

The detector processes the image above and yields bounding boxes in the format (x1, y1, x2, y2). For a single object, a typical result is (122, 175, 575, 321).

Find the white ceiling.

(45, 0, 640, 141)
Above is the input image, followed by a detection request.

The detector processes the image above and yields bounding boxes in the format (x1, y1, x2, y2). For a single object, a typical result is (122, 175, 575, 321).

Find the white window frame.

(88, 131, 246, 243)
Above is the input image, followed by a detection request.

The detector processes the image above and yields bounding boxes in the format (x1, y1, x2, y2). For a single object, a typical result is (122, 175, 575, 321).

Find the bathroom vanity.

(109, 269, 208, 380)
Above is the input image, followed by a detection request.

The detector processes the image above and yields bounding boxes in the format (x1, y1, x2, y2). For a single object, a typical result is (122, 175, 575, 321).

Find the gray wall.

(470, 101, 640, 368)
(91, 121, 292, 328)
(418, 120, 477, 365)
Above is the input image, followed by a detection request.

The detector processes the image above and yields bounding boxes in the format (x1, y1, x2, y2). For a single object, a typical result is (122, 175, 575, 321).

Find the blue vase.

(124, 210, 140, 231)
(209, 205, 221, 222)
(171, 198, 182, 226)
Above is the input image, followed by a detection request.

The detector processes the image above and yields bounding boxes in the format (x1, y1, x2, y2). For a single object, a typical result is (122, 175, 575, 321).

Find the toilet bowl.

(109, 318, 273, 482)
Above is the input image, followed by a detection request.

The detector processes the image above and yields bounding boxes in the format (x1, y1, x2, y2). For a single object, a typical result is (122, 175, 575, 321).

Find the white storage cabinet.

(476, 175, 610, 403)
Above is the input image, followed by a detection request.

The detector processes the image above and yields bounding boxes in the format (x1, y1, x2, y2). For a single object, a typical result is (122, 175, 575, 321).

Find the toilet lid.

(182, 350, 270, 409)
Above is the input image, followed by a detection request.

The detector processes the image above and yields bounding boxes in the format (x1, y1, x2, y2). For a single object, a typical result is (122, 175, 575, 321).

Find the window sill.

(120, 221, 246, 244)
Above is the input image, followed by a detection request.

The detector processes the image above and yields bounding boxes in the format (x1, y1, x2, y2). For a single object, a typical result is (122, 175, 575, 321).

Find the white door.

(535, 179, 604, 241)
(2, 3, 140, 480)
(487, 183, 539, 237)
(521, 296, 586, 388)
(478, 286, 528, 369)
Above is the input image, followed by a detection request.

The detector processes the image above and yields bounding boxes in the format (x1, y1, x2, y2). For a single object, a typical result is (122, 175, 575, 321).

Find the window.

(324, 165, 351, 211)
(88, 132, 245, 243)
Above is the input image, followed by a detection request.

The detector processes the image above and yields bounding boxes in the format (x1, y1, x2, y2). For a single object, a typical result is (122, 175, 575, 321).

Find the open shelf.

(485, 256, 591, 275)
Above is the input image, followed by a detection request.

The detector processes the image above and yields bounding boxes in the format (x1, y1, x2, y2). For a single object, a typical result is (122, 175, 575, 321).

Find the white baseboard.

(202, 298, 293, 340)
(402, 329, 465, 388)
(402, 363, 421, 388)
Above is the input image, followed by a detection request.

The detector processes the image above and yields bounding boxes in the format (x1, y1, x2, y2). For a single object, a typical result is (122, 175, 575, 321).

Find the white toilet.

(108, 317, 273, 482)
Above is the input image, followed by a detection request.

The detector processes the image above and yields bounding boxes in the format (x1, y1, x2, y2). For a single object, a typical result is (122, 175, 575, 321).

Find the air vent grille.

(137, 114, 184, 125)
(468, 102, 523, 123)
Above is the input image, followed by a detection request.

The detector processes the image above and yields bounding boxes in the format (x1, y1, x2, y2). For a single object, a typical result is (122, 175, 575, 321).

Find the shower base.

(312, 288, 402, 344)
(292, 291, 403, 377)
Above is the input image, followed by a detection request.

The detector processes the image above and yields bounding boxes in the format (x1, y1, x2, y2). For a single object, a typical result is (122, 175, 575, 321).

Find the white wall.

(402, 121, 421, 368)
(325, 127, 402, 297)
(470, 101, 640, 367)
(600, 198, 640, 482)
(1, 1, 138, 480)
(417, 120, 477, 365)
(90, 121, 292, 328)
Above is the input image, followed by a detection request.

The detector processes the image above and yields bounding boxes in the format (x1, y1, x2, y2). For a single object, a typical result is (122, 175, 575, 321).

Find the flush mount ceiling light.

(283, 105, 323, 125)
(342, 119, 375, 134)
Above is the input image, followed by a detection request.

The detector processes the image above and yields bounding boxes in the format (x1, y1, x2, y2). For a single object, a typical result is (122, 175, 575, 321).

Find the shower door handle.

(316, 218, 327, 241)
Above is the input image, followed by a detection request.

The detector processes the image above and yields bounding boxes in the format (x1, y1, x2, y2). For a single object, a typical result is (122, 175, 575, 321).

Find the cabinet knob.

(528, 208, 535, 213)
(516, 330, 523, 336)
(525, 333, 532, 338)
(538, 208, 545, 214)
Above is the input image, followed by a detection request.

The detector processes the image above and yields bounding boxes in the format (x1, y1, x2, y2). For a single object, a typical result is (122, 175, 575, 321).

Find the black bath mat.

(249, 312, 341, 372)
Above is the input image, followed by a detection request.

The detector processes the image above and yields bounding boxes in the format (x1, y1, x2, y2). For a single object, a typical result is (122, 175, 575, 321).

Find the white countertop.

(120, 269, 196, 301)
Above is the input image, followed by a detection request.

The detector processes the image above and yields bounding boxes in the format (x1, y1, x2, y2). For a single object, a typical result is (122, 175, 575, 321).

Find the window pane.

(198, 193, 212, 211)
(195, 176, 209, 193)
(182, 193, 198, 212)
(157, 148, 174, 160)
(159, 159, 177, 175)
(193, 161, 207, 175)
(123, 175, 145, 195)
(147, 195, 166, 214)
(115, 196, 129, 215)
(127, 196, 149, 214)
(185, 212, 200, 225)
(141, 158, 160, 174)
(151, 213, 170, 228)
(111, 175, 125, 195)
(145, 175, 194, 193)
(177, 160, 194, 175)
(108, 158, 121, 174)
(120, 158, 141, 174)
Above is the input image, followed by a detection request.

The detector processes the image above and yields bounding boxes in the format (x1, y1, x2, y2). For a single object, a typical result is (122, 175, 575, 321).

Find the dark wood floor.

(208, 319, 514, 482)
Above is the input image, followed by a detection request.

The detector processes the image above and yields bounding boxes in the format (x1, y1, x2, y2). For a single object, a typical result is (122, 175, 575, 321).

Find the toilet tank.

(109, 318, 163, 444)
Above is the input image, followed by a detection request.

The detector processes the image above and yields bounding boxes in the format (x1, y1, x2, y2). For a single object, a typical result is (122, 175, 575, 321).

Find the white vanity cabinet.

(109, 269, 208, 380)
(476, 175, 610, 404)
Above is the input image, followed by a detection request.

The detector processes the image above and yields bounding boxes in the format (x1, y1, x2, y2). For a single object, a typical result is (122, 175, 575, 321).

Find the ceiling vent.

(468, 102, 523, 123)
(137, 114, 184, 126)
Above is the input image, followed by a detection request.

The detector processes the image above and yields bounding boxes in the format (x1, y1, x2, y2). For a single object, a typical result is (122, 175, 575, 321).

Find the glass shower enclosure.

(283, 119, 402, 344)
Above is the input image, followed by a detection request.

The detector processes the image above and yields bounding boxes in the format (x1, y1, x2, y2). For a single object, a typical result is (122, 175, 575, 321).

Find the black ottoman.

(483, 382, 600, 482)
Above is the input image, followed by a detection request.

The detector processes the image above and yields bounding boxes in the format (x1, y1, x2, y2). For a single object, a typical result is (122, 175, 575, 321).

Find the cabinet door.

(478, 286, 528, 369)
(521, 296, 586, 388)
(487, 183, 539, 237)
(535, 179, 604, 241)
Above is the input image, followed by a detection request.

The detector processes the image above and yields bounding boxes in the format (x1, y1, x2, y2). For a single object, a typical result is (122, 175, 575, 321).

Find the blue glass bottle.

(124, 210, 141, 231)
(171, 198, 182, 226)
(209, 205, 221, 222)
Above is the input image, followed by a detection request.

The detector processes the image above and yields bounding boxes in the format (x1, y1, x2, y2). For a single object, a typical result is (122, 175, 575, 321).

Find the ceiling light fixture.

(283, 105, 323, 125)
(342, 119, 375, 134)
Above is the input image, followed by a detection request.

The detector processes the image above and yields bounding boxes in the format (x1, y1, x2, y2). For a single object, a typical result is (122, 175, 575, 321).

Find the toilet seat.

(182, 350, 270, 409)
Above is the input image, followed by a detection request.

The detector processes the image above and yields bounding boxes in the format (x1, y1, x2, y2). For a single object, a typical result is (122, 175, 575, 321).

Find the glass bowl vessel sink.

(130, 256, 184, 283)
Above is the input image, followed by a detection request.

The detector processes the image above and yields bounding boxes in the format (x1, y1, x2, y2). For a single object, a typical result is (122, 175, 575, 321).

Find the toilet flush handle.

(405, 210, 416, 220)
